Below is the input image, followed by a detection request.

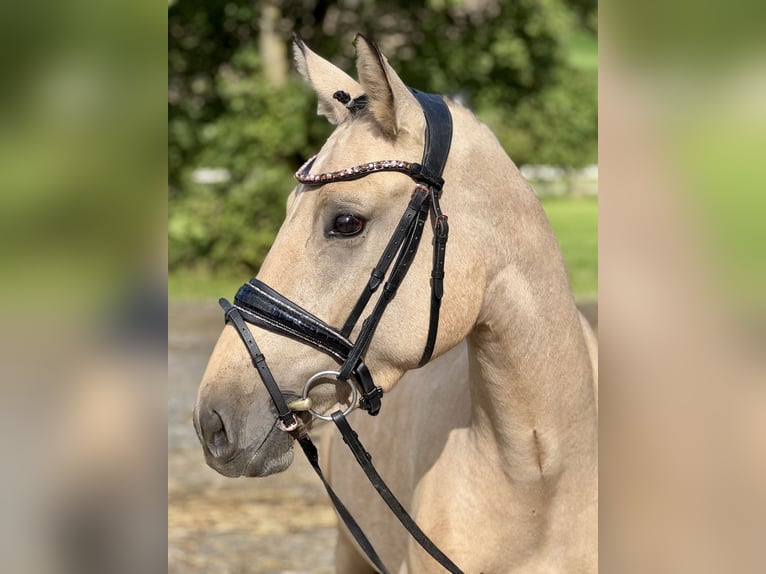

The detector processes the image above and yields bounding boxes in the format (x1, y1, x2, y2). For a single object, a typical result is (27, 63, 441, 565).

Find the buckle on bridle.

(434, 213, 449, 239)
(359, 386, 384, 412)
(412, 183, 431, 198)
(277, 413, 300, 433)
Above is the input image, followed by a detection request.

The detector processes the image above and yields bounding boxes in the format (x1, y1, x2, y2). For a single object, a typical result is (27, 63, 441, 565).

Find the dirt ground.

(168, 299, 597, 573)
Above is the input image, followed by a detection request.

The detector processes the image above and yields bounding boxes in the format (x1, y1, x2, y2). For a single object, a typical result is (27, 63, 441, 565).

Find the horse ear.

(354, 34, 420, 137)
(292, 34, 363, 125)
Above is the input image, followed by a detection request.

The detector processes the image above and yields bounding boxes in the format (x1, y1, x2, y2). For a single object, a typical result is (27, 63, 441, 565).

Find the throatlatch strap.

(419, 190, 449, 367)
(410, 89, 451, 368)
(331, 411, 465, 574)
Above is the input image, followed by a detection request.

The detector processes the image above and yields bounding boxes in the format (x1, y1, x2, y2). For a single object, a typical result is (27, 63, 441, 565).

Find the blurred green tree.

(169, 0, 596, 276)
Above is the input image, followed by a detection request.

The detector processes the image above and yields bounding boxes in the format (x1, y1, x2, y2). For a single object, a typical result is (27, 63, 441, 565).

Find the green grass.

(168, 269, 246, 300)
(545, 30, 598, 298)
(542, 197, 598, 298)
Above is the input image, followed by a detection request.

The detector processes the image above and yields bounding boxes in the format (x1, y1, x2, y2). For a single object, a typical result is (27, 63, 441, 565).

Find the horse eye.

(331, 213, 365, 237)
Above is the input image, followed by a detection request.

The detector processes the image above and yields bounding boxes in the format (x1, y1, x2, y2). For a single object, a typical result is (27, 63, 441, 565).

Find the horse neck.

(465, 263, 598, 486)
(450, 118, 597, 485)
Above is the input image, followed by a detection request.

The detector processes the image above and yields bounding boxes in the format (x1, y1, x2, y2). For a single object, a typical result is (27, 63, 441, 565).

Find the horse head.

(194, 35, 513, 478)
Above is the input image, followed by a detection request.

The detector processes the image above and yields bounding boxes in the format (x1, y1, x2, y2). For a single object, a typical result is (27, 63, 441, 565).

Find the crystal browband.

(295, 155, 444, 190)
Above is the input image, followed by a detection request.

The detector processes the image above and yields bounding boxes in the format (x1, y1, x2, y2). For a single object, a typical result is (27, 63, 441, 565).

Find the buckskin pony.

(194, 35, 598, 573)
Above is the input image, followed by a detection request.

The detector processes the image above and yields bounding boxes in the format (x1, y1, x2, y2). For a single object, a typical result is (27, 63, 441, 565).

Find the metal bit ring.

(301, 370, 358, 421)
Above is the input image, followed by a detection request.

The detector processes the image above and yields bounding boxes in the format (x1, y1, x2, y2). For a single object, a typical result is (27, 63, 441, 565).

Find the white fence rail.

(520, 164, 598, 197)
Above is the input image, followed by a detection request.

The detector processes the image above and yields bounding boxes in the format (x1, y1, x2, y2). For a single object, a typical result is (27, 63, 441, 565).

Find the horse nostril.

(212, 428, 228, 451)
(199, 409, 235, 460)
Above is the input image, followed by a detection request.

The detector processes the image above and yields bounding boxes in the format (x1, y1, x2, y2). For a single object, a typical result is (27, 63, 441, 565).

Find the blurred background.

(0, 1, 165, 573)
(600, 1, 766, 571)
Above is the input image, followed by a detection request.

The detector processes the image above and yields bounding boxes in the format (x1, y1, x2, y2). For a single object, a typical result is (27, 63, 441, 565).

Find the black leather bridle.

(219, 89, 465, 574)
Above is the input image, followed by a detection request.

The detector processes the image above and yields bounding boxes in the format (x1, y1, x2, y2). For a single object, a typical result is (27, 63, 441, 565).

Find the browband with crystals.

(295, 155, 445, 191)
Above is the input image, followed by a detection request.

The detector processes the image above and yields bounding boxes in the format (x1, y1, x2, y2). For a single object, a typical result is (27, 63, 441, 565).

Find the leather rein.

(219, 89, 465, 574)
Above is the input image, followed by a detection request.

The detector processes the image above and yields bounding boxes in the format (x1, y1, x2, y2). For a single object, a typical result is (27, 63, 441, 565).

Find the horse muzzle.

(193, 398, 296, 478)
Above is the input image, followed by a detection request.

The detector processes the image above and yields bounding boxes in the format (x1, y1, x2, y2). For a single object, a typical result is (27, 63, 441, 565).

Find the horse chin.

(242, 430, 295, 477)
(202, 426, 295, 478)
